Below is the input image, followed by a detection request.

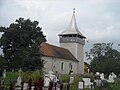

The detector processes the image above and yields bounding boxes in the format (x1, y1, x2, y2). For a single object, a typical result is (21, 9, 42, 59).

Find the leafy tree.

(0, 55, 6, 70)
(0, 17, 46, 71)
(86, 43, 120, 76)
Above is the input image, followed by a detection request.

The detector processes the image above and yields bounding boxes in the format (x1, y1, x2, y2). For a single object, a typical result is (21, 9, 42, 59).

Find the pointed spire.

(59, 9, 85, 38)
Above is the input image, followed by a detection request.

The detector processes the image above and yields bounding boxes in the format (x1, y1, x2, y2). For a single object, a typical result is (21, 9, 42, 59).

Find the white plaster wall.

(42, 56, 78, 74)
(60, 43, 84, 74)
(77, 43, 84, 74)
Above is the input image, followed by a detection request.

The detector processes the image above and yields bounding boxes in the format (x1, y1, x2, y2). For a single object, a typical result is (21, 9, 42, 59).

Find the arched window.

(69, 63, 73, 70)
(61, 62, 64, 70)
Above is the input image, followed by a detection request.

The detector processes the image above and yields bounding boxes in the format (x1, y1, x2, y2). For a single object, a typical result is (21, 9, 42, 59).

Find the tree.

(0, 55, 6, 70)
(0, 17, 46, 71)
(86, 43, 120, 76)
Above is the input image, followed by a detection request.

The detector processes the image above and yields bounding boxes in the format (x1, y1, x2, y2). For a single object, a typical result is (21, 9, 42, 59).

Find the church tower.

(59, 9, 86, 74)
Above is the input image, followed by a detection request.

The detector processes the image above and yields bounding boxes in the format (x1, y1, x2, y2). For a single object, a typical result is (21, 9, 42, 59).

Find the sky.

(0, 0, 120, 62)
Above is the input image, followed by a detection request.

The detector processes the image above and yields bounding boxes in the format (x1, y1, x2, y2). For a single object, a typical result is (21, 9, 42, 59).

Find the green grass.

(0, 70, 42, 89)
(1, 72, 19, 89)
(1, 72, 120, 90)
(111, 80, 120, 90)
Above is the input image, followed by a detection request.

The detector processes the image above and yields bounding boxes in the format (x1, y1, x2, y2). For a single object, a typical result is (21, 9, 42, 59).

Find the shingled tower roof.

(59, 8, 85, 38)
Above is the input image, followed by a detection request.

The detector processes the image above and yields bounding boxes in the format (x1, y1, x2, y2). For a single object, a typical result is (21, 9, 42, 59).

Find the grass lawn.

(1, 72, 120, 90)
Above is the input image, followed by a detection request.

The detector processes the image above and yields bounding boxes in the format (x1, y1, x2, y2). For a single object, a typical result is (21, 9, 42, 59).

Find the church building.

(39, 9, 86, 74)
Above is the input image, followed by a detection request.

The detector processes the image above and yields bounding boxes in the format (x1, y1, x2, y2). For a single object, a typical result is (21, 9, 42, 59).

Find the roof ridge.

(40, 42, 78, 62)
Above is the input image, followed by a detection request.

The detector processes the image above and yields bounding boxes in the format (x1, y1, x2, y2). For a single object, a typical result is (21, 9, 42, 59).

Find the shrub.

(61, 74, 70, 83)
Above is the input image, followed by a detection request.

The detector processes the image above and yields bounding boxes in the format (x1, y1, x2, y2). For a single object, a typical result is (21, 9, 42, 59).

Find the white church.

(39, 10, 86, 74)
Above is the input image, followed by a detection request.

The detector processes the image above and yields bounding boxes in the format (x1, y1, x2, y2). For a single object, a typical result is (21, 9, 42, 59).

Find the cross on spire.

(73, 8, 75, 14)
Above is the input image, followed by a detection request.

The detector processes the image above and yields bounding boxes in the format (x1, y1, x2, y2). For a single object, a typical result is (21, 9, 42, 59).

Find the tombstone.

(95, 72, 100, 77)
(44, 70, 56, 81)
(108, 72, 117, 83)
(82, 78, 93, 88)
(69, 72, 74, 84)
(12, 69, 14, 72)
(53, 76, 59, 83)
(3, 69, 6, 78)
(100, 73, 104, 80)
(94, 79, 101, 86)
(111, 72, 117, 78)
(15, 69, 22, 87)
(44, 70, 60, 90)
(44, 75, 51, 89)
(23, 83, 28, 90)
(78, 81, 84, 90)
(48, 70, 56, 81)
(15, 76, 22, 89)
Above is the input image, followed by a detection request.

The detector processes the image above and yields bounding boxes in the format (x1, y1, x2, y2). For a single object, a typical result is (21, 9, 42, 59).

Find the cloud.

(0, 0, 120, 53)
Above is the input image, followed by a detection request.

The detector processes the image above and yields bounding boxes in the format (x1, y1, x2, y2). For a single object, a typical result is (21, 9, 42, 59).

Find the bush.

(31, 70, 42, 82)
(61, 74, 70, 83)
(22, 71, 30, 83)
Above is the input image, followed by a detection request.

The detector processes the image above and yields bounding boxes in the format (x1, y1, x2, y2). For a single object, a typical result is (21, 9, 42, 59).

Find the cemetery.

(0, 3, 120, 90)
(0, 69, 120, 90)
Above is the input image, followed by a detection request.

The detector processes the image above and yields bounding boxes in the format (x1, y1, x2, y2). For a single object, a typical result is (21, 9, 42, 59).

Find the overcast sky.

(0, 0, 120, 62)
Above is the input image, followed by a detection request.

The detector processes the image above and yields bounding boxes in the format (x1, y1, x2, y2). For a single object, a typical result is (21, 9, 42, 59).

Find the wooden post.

(28, 78, 32, 90)
(48, 81, 53, 90)
(60, 83, 63, 90)
(21, 81, 24, 90)
(9, 81, 14, 90)
(37, 79, 44, 90)
(67, 83, 70, 90)
(34, 82, 37, 90)
(54, 82, 57, 90)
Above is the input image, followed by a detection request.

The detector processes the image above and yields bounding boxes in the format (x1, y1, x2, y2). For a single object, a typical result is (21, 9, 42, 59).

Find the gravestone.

(23, 83, 28, 90)
(3, 69, 6, 78)
(44, 70, 60, 90)
(95, 72, 100, 76)
(111, 72, 117, 78)
(108, 72, 117, 83)
(100, 73, 104, 80)
(108, 74, 114, 83)
(82, 78, 93, 88)
(16, 76, 22, 86)
(15, 69, 22, 89)
(78, 81, 84, 90)
(44, 70, 55, 89)
(70, 72, 74, 84)
(44, 76, 51, 87)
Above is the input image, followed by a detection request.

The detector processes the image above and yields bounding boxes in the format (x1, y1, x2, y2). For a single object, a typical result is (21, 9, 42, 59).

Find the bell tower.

(59, 9, 86, 74)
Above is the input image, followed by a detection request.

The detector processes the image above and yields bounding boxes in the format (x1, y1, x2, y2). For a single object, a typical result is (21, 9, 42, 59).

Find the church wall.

(60, 43, 84, 74)
(60, 43, 77, 58)
(77, 43, 84, 74)
(42, 56, 78, 74)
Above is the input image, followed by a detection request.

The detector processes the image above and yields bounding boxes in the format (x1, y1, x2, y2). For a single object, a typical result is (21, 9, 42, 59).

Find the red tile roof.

(39, 42, 78, 62)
